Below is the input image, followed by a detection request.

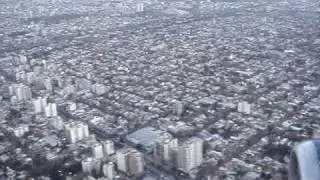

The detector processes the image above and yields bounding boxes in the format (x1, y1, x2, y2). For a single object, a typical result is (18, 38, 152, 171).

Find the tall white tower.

(92, 143, 104, 159)
(116, 149, 128, 173)
(154, 132, 178, 165)
(12, 84, 32, 101)
(23, 85, 32, 100)
(103, 140, 115, 156)
(116, 148, 144, 176)
(65, 123, 77, 143)
(128, 151, 144, 176)
(82, 157, 94, 174)
(76, 123, 84, 140)
(82, 123, 89, 138)
(177, 137, 203, 173)
(103, 162, 116, 179)
(237, 101, 251, 114)
(33, 97, 42, 113)
(45, 103, 58, 117)
(136, 3, 144, 12)
(41, 97, 47, 111)
(64, 122, 89, 143)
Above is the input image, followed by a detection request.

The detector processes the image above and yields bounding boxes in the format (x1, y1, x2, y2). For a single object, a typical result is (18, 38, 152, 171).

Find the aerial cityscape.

(0, 0, 319, 179)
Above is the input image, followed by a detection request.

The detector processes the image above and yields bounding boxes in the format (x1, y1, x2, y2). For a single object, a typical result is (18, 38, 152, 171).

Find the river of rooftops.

(0, 0, 320, 179)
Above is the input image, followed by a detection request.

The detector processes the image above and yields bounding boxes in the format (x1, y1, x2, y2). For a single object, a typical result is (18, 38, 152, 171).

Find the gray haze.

(0, 0, 319, 180)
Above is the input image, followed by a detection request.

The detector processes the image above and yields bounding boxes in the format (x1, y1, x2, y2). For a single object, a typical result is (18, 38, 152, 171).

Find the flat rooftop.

(126, 126, 163, 153)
